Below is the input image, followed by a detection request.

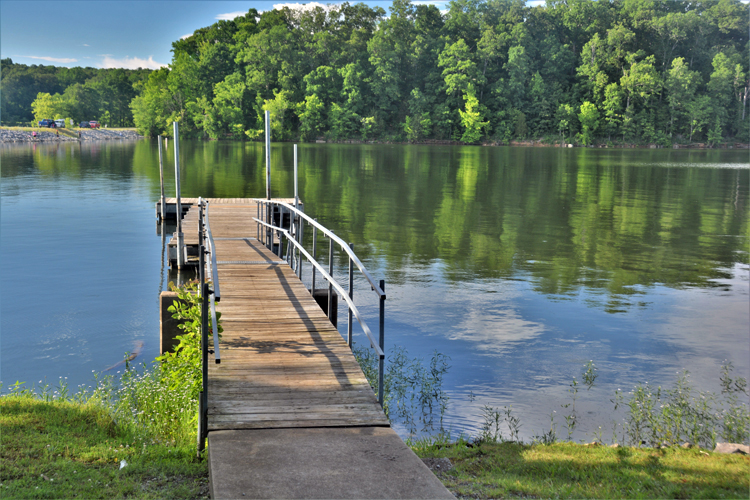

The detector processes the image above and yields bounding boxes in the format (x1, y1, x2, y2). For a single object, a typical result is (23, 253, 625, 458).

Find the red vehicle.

(89, 121, 100, 129)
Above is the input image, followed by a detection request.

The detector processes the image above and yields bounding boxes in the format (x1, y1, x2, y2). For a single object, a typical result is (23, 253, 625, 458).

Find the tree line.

(0, 60, 150, 127)
(3, 0, 748, 145)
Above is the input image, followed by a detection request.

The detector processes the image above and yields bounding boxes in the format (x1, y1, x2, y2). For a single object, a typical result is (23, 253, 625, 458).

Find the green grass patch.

(0, 282, 213, 498)
(0, 394, 207, 499)
(414, 439, 750, 499)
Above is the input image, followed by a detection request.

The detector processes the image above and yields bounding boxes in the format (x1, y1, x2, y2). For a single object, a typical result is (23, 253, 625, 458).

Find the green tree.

(602, 83, 622, 141)
(130, 68, 173, 137)
(31, 92, 67, 121)
(556, 103, 576, 144)
(576, 101, 600, 145)
(707, 51, 737, 138)
(458, 85, 488, 143)
(686, 95, 712, 142)
(438, 38, 481, 99)
(297, 93, 325, 141)
(665, 57, 700, 137)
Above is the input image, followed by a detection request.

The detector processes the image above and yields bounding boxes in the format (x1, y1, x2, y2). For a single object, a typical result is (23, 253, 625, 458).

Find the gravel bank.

(0, 128, 143, 143)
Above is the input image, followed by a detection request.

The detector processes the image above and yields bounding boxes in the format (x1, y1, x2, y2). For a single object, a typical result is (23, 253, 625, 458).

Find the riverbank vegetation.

(414, 438, 749, 498)
(357, 347, 750, 449)
(132, 0, 748, 146)
(2, 281, 748, 498)
(0, 62, 150, 127)
(3, 1, 748, 146)
(0, 282, 212, 498)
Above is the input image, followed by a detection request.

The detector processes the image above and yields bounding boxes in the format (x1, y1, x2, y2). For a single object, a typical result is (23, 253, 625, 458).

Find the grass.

(0, 282, 210, 498)
(413, 438, 750, 499)
(0, 394, 207, 499)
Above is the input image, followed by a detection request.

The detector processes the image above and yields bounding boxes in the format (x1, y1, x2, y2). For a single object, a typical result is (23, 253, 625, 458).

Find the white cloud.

(526, 0, 545, 6)
(82, 44, 90, 47)
(216, 11, 246, 20)
(274, 2, 336, 12)
(181, 33, 192, 40)
(101, 55, 166, 70)
(21, 55, 78, 63)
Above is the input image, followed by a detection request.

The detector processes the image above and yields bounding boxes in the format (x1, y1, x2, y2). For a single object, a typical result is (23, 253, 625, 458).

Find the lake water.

(1, 139, 748, 441)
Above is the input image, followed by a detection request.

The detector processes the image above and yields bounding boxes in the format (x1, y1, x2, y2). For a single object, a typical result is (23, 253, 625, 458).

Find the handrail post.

(311, 222, 317, 295)
(198, 244, 208, 455)
(348, 243, 354, 348)
(270, 212, 275, 252)
(378, 279, 385, 407)
(328, 236, 334, 321)
(256, 201, 260, 242)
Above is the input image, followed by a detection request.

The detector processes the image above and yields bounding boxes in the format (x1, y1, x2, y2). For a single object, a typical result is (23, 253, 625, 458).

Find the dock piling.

(173, 122, 184, 269)
(158, 135, 165, 222)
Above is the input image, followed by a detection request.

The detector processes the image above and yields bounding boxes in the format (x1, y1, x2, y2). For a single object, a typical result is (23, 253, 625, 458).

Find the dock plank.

(205, 201, 387, 431)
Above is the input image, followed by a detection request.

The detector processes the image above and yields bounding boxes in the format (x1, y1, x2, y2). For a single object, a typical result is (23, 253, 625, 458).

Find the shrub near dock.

(0, 281, 216, 498)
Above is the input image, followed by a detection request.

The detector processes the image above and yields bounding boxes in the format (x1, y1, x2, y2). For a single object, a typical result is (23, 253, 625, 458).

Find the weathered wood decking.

(173, 198, 388, 430)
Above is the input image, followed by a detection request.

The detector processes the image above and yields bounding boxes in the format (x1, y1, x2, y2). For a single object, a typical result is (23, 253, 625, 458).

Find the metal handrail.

(255, 199, 385, 299)
(199, 199, 221, 364)
(255, 218, 384, 359)
(255, 217, 386, 404)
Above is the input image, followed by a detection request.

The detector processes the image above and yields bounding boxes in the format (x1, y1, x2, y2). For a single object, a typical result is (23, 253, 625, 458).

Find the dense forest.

(3, 0, 749, 145)
(0, 61, 150, 127)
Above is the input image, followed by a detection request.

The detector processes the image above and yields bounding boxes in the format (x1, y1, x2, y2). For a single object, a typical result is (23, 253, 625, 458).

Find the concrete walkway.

(195, 199, 453, 499)
(208, 427, 454, 499)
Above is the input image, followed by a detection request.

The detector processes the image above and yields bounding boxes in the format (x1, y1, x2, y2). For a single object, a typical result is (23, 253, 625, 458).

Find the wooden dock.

(172, 198, 388, 429)
(165, 198, 452, 499)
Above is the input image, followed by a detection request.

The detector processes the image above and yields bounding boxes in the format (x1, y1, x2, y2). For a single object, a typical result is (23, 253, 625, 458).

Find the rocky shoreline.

(0, 128, 143, 143)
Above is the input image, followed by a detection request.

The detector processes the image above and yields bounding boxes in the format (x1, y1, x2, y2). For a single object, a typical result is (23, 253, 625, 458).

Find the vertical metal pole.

(378, 279, 385, 407)
(294, 144, 299, 209)
(311, 223, 317, 295)
(328, 236, 334, 320)
(268, 222, 274, 253)
(256, 202, 260, 242)
(265, 110, 272, 246)
(347, 243, 353, 348)
(173, 122, 184, 269)
(198, 245, 208, 455)
(294, 145, 300, 276)
(158, 136, 165, 221)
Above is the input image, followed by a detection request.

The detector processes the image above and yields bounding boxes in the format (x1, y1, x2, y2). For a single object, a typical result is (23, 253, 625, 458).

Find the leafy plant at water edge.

(719, 361, 750, 443)
(1, 281, 220, 447)
(354, 344, 450, 436)
(618, 364, 749, 448)
(156, 281, 222, 400)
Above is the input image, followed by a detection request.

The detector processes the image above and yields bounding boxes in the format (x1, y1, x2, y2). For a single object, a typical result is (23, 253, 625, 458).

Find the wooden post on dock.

(173, 122, 184, 269)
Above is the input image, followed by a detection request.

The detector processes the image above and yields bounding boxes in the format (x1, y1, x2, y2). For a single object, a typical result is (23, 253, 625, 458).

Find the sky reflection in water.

(1, 141, 747, 441)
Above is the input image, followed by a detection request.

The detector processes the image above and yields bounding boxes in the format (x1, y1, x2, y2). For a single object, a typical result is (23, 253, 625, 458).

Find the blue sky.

(1, 0, 487, 70)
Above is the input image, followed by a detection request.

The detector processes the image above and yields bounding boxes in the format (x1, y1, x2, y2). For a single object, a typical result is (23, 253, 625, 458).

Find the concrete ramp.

(208, 427, 454, 499)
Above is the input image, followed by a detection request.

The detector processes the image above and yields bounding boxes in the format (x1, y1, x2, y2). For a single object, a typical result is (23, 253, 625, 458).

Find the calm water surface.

(2, 140, 748, 441)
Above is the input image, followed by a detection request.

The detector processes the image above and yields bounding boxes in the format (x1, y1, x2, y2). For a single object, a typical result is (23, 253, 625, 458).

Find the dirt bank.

(0, 128, 143, 143)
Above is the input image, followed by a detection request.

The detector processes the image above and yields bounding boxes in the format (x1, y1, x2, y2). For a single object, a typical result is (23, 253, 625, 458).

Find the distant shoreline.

(0, 128, 144, 143)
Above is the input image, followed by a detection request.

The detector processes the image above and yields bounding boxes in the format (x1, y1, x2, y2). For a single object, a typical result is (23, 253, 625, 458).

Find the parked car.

(54, 119, 65, 128)
(79, 121, 90, 128)
(38, 119, 56, 128)
(89, 121, 100, 129)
